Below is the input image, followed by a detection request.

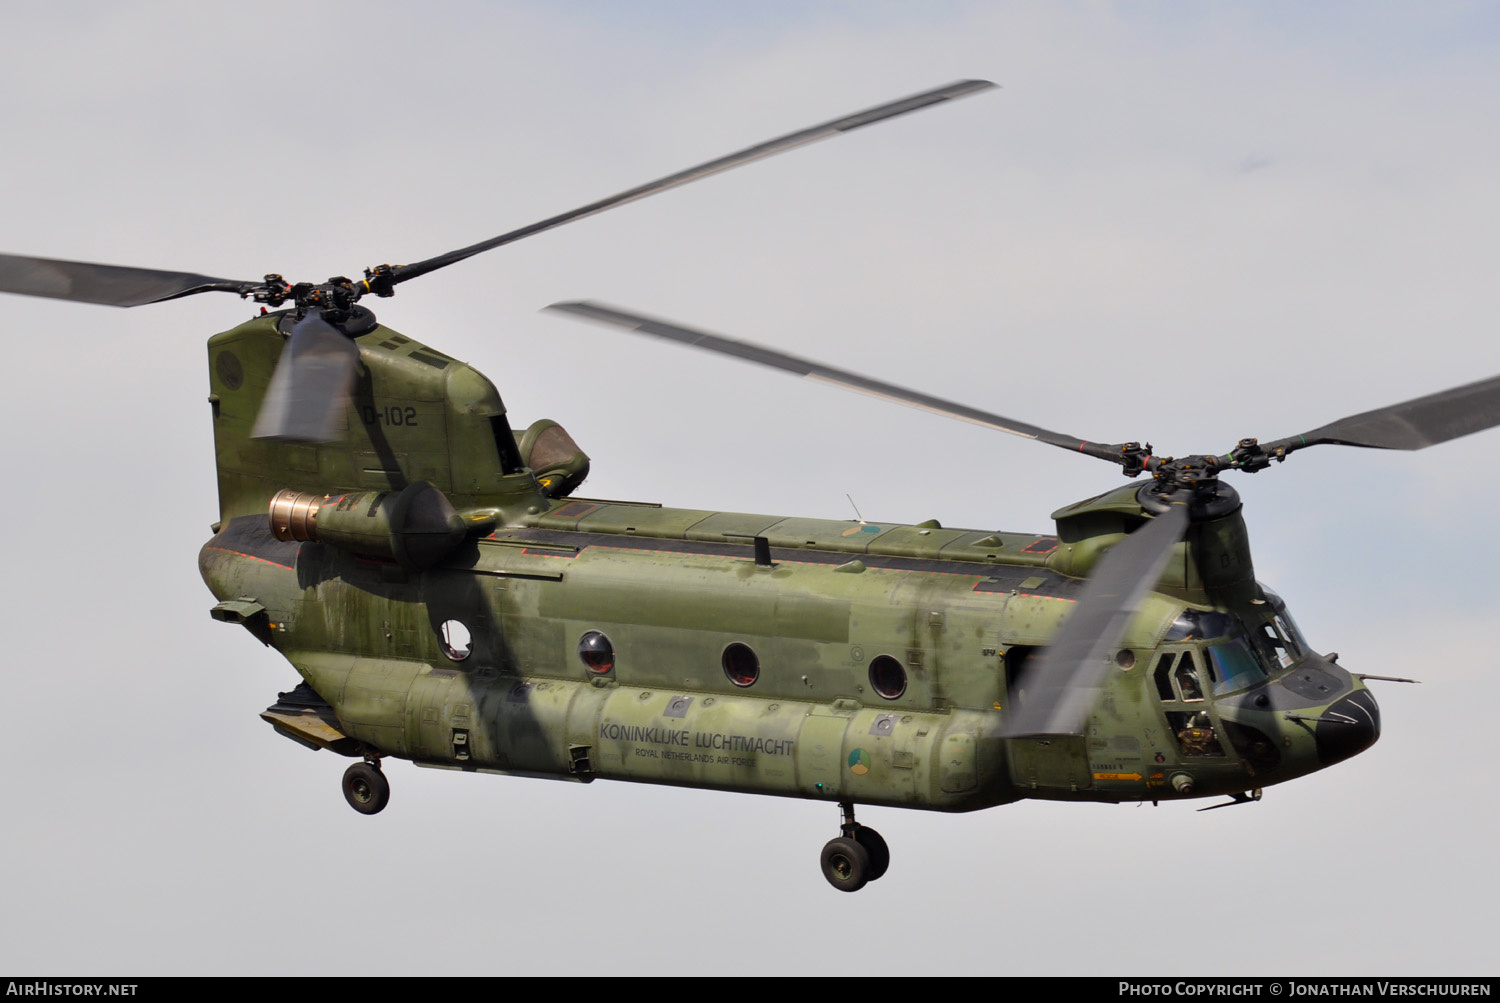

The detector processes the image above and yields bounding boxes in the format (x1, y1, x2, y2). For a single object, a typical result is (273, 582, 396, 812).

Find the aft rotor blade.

(1268, 372, 1500, 456)
(1000, 499, 1191, 739)
(547, 301, 1117, 455)
(251, 314, 361, 443)
(387, 80, 995, 286)
(0, 252, 258, 307)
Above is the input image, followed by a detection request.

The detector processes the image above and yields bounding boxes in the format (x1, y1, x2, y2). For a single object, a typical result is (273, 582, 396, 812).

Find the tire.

(853, 826, 890, 882)
(820, 836, 871, 892)
(342, 762, 390, 815)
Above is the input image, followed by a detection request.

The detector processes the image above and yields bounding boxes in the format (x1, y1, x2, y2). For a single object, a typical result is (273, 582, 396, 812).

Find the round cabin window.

(439, 620, 473, 661)
(578, 631, 615, 674)
(868, 655, 907, 700)
(722, 642, 760, 687)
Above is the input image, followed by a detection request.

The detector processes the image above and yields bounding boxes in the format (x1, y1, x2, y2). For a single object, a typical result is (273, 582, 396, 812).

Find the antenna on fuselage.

(846, 494, 867, 525)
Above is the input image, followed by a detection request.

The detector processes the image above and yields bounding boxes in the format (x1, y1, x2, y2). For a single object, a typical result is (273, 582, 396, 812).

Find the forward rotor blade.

(387, 80, 995, 286)
(0, 252, 258, 307)
(547, 301, 1113, 454)
(1272, 372, 1500, 455)
(1000, 499, 1191, 739)
(251, 314, 360, 443)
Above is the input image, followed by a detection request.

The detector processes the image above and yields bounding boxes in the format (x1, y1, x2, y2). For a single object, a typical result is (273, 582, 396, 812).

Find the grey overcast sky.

(2, 0, 1497, 976)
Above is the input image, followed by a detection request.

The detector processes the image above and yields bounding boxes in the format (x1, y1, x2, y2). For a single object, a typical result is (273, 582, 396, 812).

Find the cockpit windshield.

(1204, 637, 1266, 693)
(1163, 587, 1312, 695)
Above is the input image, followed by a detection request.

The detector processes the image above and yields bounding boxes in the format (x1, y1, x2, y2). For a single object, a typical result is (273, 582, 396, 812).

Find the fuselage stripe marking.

(203, 545, 294, 570)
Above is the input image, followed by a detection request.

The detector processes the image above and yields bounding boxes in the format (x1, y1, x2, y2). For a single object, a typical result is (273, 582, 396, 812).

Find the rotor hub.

(275, 304, 378, 338)
(1136, 478, 1241, 521)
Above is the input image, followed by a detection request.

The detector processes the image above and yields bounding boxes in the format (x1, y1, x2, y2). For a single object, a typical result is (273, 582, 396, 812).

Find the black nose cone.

(1315, 689, 1381, 765)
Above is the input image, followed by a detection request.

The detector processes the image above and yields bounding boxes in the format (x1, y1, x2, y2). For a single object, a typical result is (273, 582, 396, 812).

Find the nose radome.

(1314, 689, 1381, 765)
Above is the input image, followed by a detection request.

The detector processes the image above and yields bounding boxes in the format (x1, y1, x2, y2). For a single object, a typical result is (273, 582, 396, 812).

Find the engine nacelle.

(269, 481, 467, 569)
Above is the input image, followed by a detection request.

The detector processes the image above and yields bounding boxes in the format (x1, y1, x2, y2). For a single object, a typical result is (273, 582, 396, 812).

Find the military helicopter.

(3, 78, 1496, 894)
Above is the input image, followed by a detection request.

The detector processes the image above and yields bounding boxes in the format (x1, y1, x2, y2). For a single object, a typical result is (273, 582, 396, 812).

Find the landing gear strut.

(342, 759, 390, 815)
(819, 801, 890, 892)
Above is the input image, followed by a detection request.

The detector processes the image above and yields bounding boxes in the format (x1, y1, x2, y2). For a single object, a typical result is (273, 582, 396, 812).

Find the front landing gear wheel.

(853, 826, 890, 882)
(342, 761, 389, 815)
(820, 836, 871, 892)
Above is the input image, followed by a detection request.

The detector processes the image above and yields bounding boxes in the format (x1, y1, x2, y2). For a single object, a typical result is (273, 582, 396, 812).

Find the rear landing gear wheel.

(820, 836, 871, 892)
(342, 761, 389, 815)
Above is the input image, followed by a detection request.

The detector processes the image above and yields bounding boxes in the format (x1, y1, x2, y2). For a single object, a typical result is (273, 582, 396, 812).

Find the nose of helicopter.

(1219, 666, 1383, 786)
(1312, 688, 1381, 765)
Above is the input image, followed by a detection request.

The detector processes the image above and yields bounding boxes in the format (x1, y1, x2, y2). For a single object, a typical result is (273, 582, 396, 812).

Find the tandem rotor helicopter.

(4, 80, 1497, 893)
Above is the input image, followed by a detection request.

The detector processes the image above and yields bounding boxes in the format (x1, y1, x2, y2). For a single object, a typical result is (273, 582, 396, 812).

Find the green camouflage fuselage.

(199, 314, 1379, 813)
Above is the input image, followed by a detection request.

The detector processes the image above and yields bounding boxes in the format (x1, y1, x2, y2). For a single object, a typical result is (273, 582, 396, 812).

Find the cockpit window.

(1247, 623, 1282, 667)
(1256, 621, 1298, 669)
(1204, 637, 1269, 694)
(1174, 652, 1205, 702)
(1274, 612, 1308, 657)
(1164, 609, 1236, 642)
(1165, 595, 1306, 694)
(1260, 585, 1311, 655)
(1153, 653, 1177, 701)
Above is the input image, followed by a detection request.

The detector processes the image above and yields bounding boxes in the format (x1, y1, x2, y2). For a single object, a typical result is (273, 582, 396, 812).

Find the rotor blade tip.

(545, 300, 613, 321)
